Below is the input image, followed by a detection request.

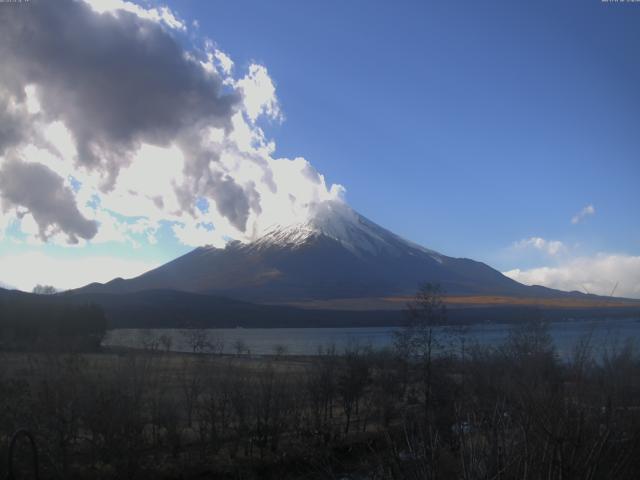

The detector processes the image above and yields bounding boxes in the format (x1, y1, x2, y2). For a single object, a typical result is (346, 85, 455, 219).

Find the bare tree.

(234, 339, 248, 356)
(159, 334, 173, 353)
(182, 328, 210, 354)
(338, 345, 370, 434)
(395, 283, 447, 415)
(273, 343, 288, 359)
(209, 331, 225, 355)
(179, 357, 207, 428)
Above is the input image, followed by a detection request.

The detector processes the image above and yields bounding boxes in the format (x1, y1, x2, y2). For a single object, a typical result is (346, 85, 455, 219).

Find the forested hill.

(0, 288, 106, 350)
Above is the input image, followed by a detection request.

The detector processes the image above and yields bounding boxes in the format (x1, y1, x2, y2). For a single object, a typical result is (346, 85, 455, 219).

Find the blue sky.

(174, 0, 640, 260)
(0, 0, 639, 296)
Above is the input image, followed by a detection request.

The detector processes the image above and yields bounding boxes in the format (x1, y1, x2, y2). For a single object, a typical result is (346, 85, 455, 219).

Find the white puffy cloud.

(0, 0, 344, 248)
(0, 251, 160, 292)
(512, 236, 566, 256)
(83, 0, 186, 30)
(236, 64, 283, 123)
(571, 204, 595, 224)
(172, 221, 226, 248)
(214, 50, 234, 76)
(504, 254, 640, 299)
(24, 85, 41, 115)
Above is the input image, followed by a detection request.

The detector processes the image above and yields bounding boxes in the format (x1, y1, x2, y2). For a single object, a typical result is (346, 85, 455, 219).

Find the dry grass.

(277, 294, 640, 311)
(0, 350, 310, 382)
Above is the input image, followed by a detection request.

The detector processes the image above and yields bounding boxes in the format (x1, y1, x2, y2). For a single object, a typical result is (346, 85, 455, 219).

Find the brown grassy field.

(278, 294, 640, 311)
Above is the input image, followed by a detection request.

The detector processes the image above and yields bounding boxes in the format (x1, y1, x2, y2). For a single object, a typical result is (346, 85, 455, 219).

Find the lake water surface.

(103, 317, 640, 359)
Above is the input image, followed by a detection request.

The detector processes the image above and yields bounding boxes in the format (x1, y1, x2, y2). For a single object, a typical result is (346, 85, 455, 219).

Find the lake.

(103, 317, 640, 360)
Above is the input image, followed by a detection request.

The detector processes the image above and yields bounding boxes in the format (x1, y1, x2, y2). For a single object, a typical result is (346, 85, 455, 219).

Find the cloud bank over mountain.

(0, 0, 343, 247)
(504, 254, 640, 299)
(0, 251, 159, 293)
(504, 234, 640, 299)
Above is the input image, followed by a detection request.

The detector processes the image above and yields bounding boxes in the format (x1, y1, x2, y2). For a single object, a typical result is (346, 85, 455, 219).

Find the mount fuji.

(76, 201, 569, 305)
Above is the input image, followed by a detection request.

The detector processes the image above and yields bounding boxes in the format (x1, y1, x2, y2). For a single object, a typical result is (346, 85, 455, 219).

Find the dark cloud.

(0, 157, 98, 243)
(205, 173, 253, 231)
(0, 94, 28, 155)
(175, 136, 255, 230)
(0, 1, 339, 245)
(176, 131, 260, 231)
(0, 0, 259, 242)
(0, 0, 239, 189)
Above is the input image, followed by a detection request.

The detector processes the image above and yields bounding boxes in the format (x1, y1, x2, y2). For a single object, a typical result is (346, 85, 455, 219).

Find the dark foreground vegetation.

(1, 284, 639, 478)
(1, 324, 640, 478)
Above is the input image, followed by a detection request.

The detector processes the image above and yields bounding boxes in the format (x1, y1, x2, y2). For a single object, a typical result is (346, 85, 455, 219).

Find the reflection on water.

(103, 317, 640, 359)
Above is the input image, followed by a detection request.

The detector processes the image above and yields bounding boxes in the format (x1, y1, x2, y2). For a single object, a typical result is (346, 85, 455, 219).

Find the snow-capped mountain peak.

(252, 201, 443, 261)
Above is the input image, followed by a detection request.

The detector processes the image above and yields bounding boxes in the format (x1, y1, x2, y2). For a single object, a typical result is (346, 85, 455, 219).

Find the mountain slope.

(76, 201, 566, 303)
